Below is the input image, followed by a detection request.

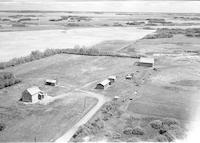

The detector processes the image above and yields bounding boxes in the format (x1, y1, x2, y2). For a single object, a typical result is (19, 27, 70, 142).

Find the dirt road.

(55, 89, 109, 143)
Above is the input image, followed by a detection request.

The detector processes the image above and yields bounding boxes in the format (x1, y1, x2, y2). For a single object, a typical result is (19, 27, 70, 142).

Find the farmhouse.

(21, 86, 46, 103)
(96, 79, 111, 89)
(108, 75, 117, 84)
(45, 79, 57, 86)
(138, 57, 154, 67)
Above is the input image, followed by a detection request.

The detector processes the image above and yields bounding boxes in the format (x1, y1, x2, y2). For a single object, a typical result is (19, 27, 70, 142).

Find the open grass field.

(0, 53, 138, 141)
(71, 32, 200, 142)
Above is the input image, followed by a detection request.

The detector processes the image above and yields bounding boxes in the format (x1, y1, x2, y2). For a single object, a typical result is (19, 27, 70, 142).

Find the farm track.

(54, 89, 109, 143)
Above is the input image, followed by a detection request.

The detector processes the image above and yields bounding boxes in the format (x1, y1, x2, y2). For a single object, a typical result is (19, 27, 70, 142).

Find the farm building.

(96, 79, 111, 89)
(126, 73, 134, 80)
(108, 75, 117, 83)
(138, 57, 154, 67)
(114, 96, 120, 100)
(45, 79, 57, 86)
(21, 86, 46, 103)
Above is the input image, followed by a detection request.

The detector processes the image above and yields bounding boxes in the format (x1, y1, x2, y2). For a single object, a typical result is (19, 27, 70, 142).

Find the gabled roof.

(108, 75, 117, 80)
(139, 57, 154, 64)
(26, 86, 42, 95)
(99, 79, 110, 86)
(45, 79, 57, 83)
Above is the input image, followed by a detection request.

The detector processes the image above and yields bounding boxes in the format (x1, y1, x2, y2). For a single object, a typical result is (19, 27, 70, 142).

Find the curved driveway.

(55, 89, 109, 143)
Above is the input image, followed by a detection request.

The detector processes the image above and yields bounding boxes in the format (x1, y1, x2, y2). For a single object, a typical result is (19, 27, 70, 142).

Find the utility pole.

(83, 97, 86, 112)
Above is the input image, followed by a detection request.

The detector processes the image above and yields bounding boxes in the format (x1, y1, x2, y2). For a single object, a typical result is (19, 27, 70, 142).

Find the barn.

(138, 57, 154, 67)
(108, 75, 117, 84)
(21, 86, 45, 103)
(45, 79, 57, 86)
(96, 79, 111, 89)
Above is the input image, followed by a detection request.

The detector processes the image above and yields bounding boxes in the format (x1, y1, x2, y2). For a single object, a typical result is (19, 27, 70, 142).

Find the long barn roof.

(139, 57, 154, 64)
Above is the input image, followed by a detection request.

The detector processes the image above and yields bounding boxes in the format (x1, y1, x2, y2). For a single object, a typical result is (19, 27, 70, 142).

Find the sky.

(0, 1, 200, 13)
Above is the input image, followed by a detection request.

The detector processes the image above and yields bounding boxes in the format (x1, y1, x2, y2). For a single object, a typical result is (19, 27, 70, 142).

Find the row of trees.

(0, 46, 138, 69)
(0, 72, 21, 89)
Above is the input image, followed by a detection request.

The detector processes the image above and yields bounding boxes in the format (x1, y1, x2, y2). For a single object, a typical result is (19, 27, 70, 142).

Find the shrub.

(73, 117, 104, 139)
(132, 127, 145, 135)
(149, 120, 163, 129)
(0, 72, 21, 89)
(154, 135, 168, 142)
(0, 123, 5, 131)
(162, 118, 180, 127)
(123, 127, 133, 135)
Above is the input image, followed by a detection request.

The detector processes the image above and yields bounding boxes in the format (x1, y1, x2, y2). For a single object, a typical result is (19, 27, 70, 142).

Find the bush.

(0, 72, 21, 89)
(162, 118, 180, 127)
(0, 123, 5, 131)
(73, 117, 104, 139)
(123, 127, 133, 135)
(132, 127, 145, 135)
(149, 120, 163, 129)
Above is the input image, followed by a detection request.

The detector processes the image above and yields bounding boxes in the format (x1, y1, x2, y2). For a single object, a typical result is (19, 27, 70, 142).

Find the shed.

(138, 57, 154, 67)
(95, 79, 111, 89)
(126, 74, 134, 80)
(45, 79, 57, 86)
(21, 86, 45, 103)
(108, 75, 117, 83)
(114, 96, 120, 100)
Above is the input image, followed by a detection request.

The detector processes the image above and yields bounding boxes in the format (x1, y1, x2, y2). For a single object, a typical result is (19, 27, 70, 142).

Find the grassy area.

(0, 54, 136, 142)
(0, 94, 97, 142)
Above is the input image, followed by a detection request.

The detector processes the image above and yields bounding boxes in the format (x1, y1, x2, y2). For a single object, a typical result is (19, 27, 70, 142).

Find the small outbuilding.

(126, 73, 134, 80)
(108, 75, 117, 84)
(138, 57, 154, 67)
(95, 79, 111, 89)
(45, 79, 57, 86)
(114, 96, 120, 100)
(21, 86, 46, 103)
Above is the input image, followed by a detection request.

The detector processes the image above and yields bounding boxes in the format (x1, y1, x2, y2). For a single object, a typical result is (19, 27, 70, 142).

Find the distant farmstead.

(138, 57, 154, 67)
(21, 86, 46, 103)
(45, 79, 57, 86)
(96, 79, 111, 89)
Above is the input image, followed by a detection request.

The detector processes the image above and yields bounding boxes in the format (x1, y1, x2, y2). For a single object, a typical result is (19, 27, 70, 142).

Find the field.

(0, 53, 138, 141)
(71, 33, 200, 142)
(1, 11, 200, 142)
